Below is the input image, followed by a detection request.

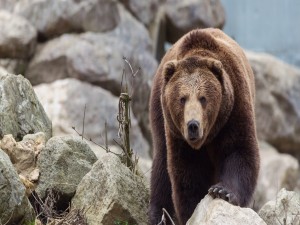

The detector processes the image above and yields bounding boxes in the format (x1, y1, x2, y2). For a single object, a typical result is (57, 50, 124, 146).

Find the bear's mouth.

(189, 137, 198, 142)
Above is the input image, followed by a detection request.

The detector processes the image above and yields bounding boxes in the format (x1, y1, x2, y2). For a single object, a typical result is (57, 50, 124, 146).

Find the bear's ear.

(207, 59, 223, 82)
(163, 60, 177, 83)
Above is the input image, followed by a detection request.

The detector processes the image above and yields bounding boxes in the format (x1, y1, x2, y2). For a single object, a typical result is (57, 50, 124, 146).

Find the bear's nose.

(187, 120, 200, 140)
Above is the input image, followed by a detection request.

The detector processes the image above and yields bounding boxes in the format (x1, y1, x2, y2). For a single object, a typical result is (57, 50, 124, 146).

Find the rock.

(0, 0, 19, 11)
(120, 0, 159, 26)
(0, 10, 37, 59)
(109, 4, 158, 142)
(0, 149, 35, 225)
(247, 51, 300, 159)
(0, 132, 46, 183)
(165, 0, 225, 43)
(187, 195, 266, 225)
(72, 154, 149, 225)
(0, 73, 52, 141)
(14, 0, 120, 39)
(258, 188, 300, 225)
(0, 58, 28, 75)
(254, 141, 299, 211)
(27, 4, 157, 143)
(36, 136, 97, 208)
(34, 78, 151, 174)
(0, 66, 8, 75)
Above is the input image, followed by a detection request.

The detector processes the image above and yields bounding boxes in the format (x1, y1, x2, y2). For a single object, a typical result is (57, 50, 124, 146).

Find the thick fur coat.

(149, 28, 260, 225)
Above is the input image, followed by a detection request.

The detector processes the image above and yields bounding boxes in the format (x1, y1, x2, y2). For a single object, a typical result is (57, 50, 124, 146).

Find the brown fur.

(149, 28, 260, 225)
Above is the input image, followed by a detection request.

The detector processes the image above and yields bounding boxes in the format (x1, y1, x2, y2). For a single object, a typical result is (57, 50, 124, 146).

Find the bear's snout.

(187, 120, 200, 141)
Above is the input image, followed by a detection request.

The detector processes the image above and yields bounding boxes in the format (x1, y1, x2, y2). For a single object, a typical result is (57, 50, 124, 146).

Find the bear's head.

(162, 56, 233, 149)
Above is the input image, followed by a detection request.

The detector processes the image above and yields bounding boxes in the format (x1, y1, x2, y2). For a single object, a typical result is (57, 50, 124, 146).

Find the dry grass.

(29, 190, 87, 225)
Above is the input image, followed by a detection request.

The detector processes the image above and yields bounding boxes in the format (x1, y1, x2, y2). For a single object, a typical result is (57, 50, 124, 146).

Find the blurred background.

(221, 0, 300, 67)
(0, 0, 299, 211)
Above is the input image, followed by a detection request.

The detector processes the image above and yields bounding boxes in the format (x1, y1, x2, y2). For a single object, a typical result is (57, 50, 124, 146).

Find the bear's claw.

(208, 185, 238, 205)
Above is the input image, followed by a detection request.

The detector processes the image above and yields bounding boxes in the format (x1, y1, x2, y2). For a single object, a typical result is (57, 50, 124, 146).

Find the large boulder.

(258, 188, 300, 225)
(247, 51, 300, 159)
(13, 0, 120, 39)
(165, 0, 225, 43)
(254, 141, 299, 211)
(187, 195, 266, 225)
(0, 73, 52, 141)
(34, 78, 151, 174)
(26, 4, 157, 143)
(36, 136, 97, 208)
(0, 149, 35, 224)
(72, 154, 149, 225)
(0, 10, 37, 59)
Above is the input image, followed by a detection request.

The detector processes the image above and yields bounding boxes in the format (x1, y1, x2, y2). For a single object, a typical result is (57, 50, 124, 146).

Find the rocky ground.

(0, 0, 300, 225)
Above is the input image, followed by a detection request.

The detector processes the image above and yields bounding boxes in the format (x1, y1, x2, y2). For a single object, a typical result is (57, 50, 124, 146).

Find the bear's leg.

(149, 153, 174, 225)
(209, 143, 259, 207)
(169, 143, 213, 225)
(149, 102, 174, 224)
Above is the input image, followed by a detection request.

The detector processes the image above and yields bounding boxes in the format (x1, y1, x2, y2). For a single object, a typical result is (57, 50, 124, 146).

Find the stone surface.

(34, 78, 151, 174)
(0, 66, 8, 75)
(254, 141, 299, 211)
(247, 51, 300, 158)
(0, 149, 35, 225)
(0, 58, 28, 75)
(0, 132, 46, 183)
(26, 4, 157, 143)
(120, 0, 159, 26)
(187, 195, 266, 225)
(165, 0, 225, 43)
(0, 10, 37, 59)
(13, 0, 120, 39)
(36, 136, 97, 204)
(72, 154, 149, 225)
(0, 0, 19, 11)
(0, 73, 52, 141)
(259, 188, 300, 225)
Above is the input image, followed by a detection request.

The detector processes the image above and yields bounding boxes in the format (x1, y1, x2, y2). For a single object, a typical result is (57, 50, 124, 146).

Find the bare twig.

(72, 127, 120, 157)
(105, 121, 108, 152)
(82, 104, 86, 140)
(72, 57, 141, 175)
(157, 208, 176, 225)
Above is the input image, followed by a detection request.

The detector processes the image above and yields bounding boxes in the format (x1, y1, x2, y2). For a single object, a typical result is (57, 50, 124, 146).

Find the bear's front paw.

(208, 184, 239, 205)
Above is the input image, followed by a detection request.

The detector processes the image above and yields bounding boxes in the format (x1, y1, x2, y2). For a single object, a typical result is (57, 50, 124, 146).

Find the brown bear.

(149, 28, 260, 225)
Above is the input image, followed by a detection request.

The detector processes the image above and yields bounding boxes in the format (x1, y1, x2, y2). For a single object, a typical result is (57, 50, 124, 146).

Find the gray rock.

(254, 141, 299, 211)
(14, 0, 120, 39)
(0, 66, 8, 75)
(0, 10, 37, 59)
(165, 0, 225, 43)
(36, 136, 97, 202)
(26, 4, 157, 143)
(0, 0, 19, 11)
(258, 188, 300, 225)
(0, 58, 28, 75)
(187, 195, 266, 225)
(120, 0, 159, 26)
(33, 79, 151, 175)
(0, 149, 35, 225)
(0, 73, 52, 141)
(72, 154, 149, 225)
(247, 51, 300, 159)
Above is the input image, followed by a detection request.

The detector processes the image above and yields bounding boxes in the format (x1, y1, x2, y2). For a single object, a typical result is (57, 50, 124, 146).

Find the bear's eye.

(199, 96, 207, 105)
(180, 97, 186, 104)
